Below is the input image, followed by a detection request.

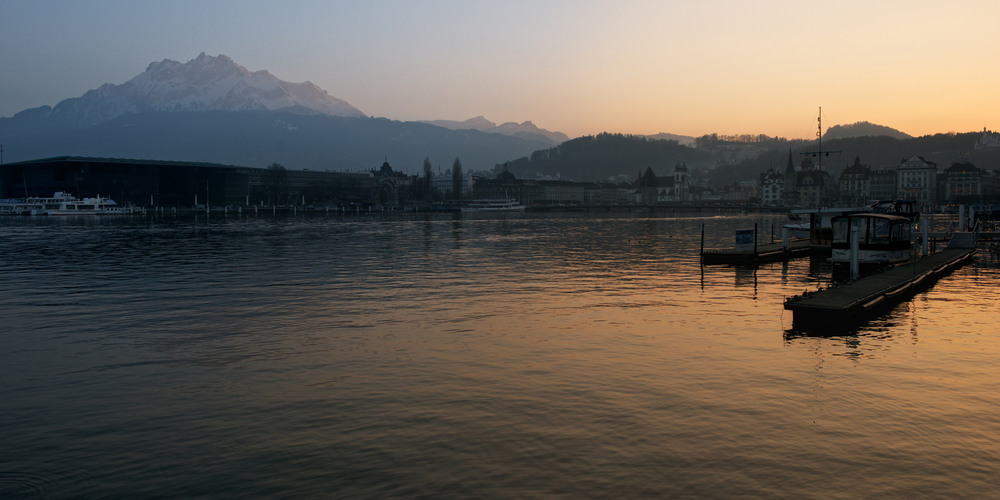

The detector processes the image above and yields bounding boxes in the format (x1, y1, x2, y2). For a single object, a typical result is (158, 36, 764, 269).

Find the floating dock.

(784, 244, 976, 331)
(701, 239, 811, 266)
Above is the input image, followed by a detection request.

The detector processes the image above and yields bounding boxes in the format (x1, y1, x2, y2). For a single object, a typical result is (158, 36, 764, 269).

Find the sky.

(2, 0, 999, 140)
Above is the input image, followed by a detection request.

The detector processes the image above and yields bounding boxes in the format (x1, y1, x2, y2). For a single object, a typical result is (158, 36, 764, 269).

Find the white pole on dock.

(850, 224, 860, 282)
(959, 205, 966, 232)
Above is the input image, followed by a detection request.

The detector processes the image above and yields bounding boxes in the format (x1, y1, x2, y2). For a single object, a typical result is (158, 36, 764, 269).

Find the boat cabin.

(830, 213, 912, 281)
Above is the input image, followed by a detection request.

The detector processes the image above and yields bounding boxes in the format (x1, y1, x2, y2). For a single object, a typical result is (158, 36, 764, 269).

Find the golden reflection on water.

(1, 214, 999, 497)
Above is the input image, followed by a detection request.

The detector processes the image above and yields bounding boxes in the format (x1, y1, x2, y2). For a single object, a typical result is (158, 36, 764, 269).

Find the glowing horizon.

(2, 0, 998, 141)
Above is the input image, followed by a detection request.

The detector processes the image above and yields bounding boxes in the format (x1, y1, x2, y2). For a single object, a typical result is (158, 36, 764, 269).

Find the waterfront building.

(430, 170, 474, 199)
(782, 150, 799, 206)
(371, 158, 415, 208)
(595, 182, 636, 205)
(896, 156, 937, 209)
(942, 160, 985, 203)
(838, 154, 871, 205)
(0, 156, 381, 208)
(793, 157, 827, 207)
(634, 164, 689, 204)
(758, 167, 784, 206)
(472, 169, 543, 205)
(673, 162, 691, 202)
(538, 180, 586, 205)
(869, 168, 898, 201)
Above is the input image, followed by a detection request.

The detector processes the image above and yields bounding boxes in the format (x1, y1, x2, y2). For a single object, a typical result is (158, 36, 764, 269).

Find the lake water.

(1, 212, 998, 498)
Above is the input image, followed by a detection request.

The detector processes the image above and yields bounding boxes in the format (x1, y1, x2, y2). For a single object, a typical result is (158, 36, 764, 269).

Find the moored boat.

(0, 192, 140, 215)
(782, 213, 810, 239)
(460, 199, 526, 212)
(829, 212, 913, 282)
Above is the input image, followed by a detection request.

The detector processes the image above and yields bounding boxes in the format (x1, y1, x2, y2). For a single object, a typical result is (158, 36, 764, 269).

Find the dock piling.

(700, 224, 705, 265)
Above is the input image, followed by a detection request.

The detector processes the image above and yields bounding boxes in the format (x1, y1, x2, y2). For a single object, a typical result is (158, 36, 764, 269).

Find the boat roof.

(831, 212, 911, 223)
(789, 206, 869, 214)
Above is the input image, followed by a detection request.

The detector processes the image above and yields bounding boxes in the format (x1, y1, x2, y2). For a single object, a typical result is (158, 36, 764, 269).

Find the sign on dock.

(734, 229, 755, 252)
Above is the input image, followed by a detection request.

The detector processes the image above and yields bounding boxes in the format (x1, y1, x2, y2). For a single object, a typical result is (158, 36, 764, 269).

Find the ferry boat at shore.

(460, 199, 526, 212)
(0, 192, 139, 216)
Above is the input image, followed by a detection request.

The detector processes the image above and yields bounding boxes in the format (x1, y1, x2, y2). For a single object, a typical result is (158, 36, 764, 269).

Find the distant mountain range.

(0, 52, 984, 182)
(0, 53, 565, 172)
(421, 116, 570, 144)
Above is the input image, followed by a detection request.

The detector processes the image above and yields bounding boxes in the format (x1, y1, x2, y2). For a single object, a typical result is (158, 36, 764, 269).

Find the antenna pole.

(817, 107, 823, 174)
(797, 107, 842, 206)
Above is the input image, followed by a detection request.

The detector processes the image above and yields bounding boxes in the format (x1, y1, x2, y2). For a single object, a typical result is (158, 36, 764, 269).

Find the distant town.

(3, 130, 998, 213)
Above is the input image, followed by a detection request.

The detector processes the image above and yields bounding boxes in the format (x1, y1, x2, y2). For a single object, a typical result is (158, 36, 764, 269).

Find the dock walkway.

(701, 239, 811, 266)
(784, 248, 976, 331)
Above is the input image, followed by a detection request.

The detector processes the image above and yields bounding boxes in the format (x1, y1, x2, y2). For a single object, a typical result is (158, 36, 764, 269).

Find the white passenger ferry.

(460, 199, 526, 212)
(0, 192, 136, 215)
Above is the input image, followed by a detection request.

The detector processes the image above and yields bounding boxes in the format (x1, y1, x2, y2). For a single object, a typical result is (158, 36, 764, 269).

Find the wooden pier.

(784, 246, 976, 331)
(701, 239, 811, 266)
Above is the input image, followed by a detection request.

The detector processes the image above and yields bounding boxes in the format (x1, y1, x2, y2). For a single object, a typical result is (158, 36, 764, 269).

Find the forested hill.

(500, 133, 712, 182)
(823, 121, 913, 141)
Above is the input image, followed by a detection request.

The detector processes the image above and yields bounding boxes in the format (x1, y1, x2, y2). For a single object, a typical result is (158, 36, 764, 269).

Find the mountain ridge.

(4, 52, 366, 132)
(421, 116, 570, 144)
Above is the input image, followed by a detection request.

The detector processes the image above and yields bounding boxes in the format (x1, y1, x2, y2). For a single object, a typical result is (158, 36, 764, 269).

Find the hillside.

(824, 121, 913, 140)
(0, 53, 561, 172)
(1, 111, 556, 172)
(711, 131, 997, 187)
(501, 133, 712, 182)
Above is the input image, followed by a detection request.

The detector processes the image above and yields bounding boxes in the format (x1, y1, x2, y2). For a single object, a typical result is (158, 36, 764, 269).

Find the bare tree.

(451, 157, 463, 199)
(423, 157, 433, 200)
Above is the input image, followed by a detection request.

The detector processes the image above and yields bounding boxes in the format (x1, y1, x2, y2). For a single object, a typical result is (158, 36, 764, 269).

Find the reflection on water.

(1, 212, 998, 497)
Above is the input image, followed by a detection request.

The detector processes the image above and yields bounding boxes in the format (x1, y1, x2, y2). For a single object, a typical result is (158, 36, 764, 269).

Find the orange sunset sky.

(2, 0, 998, 139)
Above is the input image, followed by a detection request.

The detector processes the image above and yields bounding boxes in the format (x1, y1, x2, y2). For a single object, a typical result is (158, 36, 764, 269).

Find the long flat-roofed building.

(0, 156, 384, 208)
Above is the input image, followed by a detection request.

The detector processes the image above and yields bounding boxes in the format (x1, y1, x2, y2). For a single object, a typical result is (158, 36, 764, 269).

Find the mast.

(803, 106, 839, 175)
(798, 107, 841, 205)
(817, 107, 823, 173)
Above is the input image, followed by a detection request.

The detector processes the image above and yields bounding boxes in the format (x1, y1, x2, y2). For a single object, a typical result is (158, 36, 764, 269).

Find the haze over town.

(3, 0, 998, 140)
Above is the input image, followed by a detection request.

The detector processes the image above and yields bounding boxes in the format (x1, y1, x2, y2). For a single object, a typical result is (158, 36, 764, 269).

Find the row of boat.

(0, 192, 143, 216)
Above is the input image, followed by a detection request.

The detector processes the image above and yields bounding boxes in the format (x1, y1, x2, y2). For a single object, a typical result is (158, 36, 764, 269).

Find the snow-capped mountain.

(0, 53, 566, 169)
(11, 52, 365, 128)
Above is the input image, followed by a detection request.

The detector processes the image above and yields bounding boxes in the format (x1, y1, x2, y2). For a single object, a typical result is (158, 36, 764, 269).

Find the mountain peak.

(13, 53, 365, 129)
